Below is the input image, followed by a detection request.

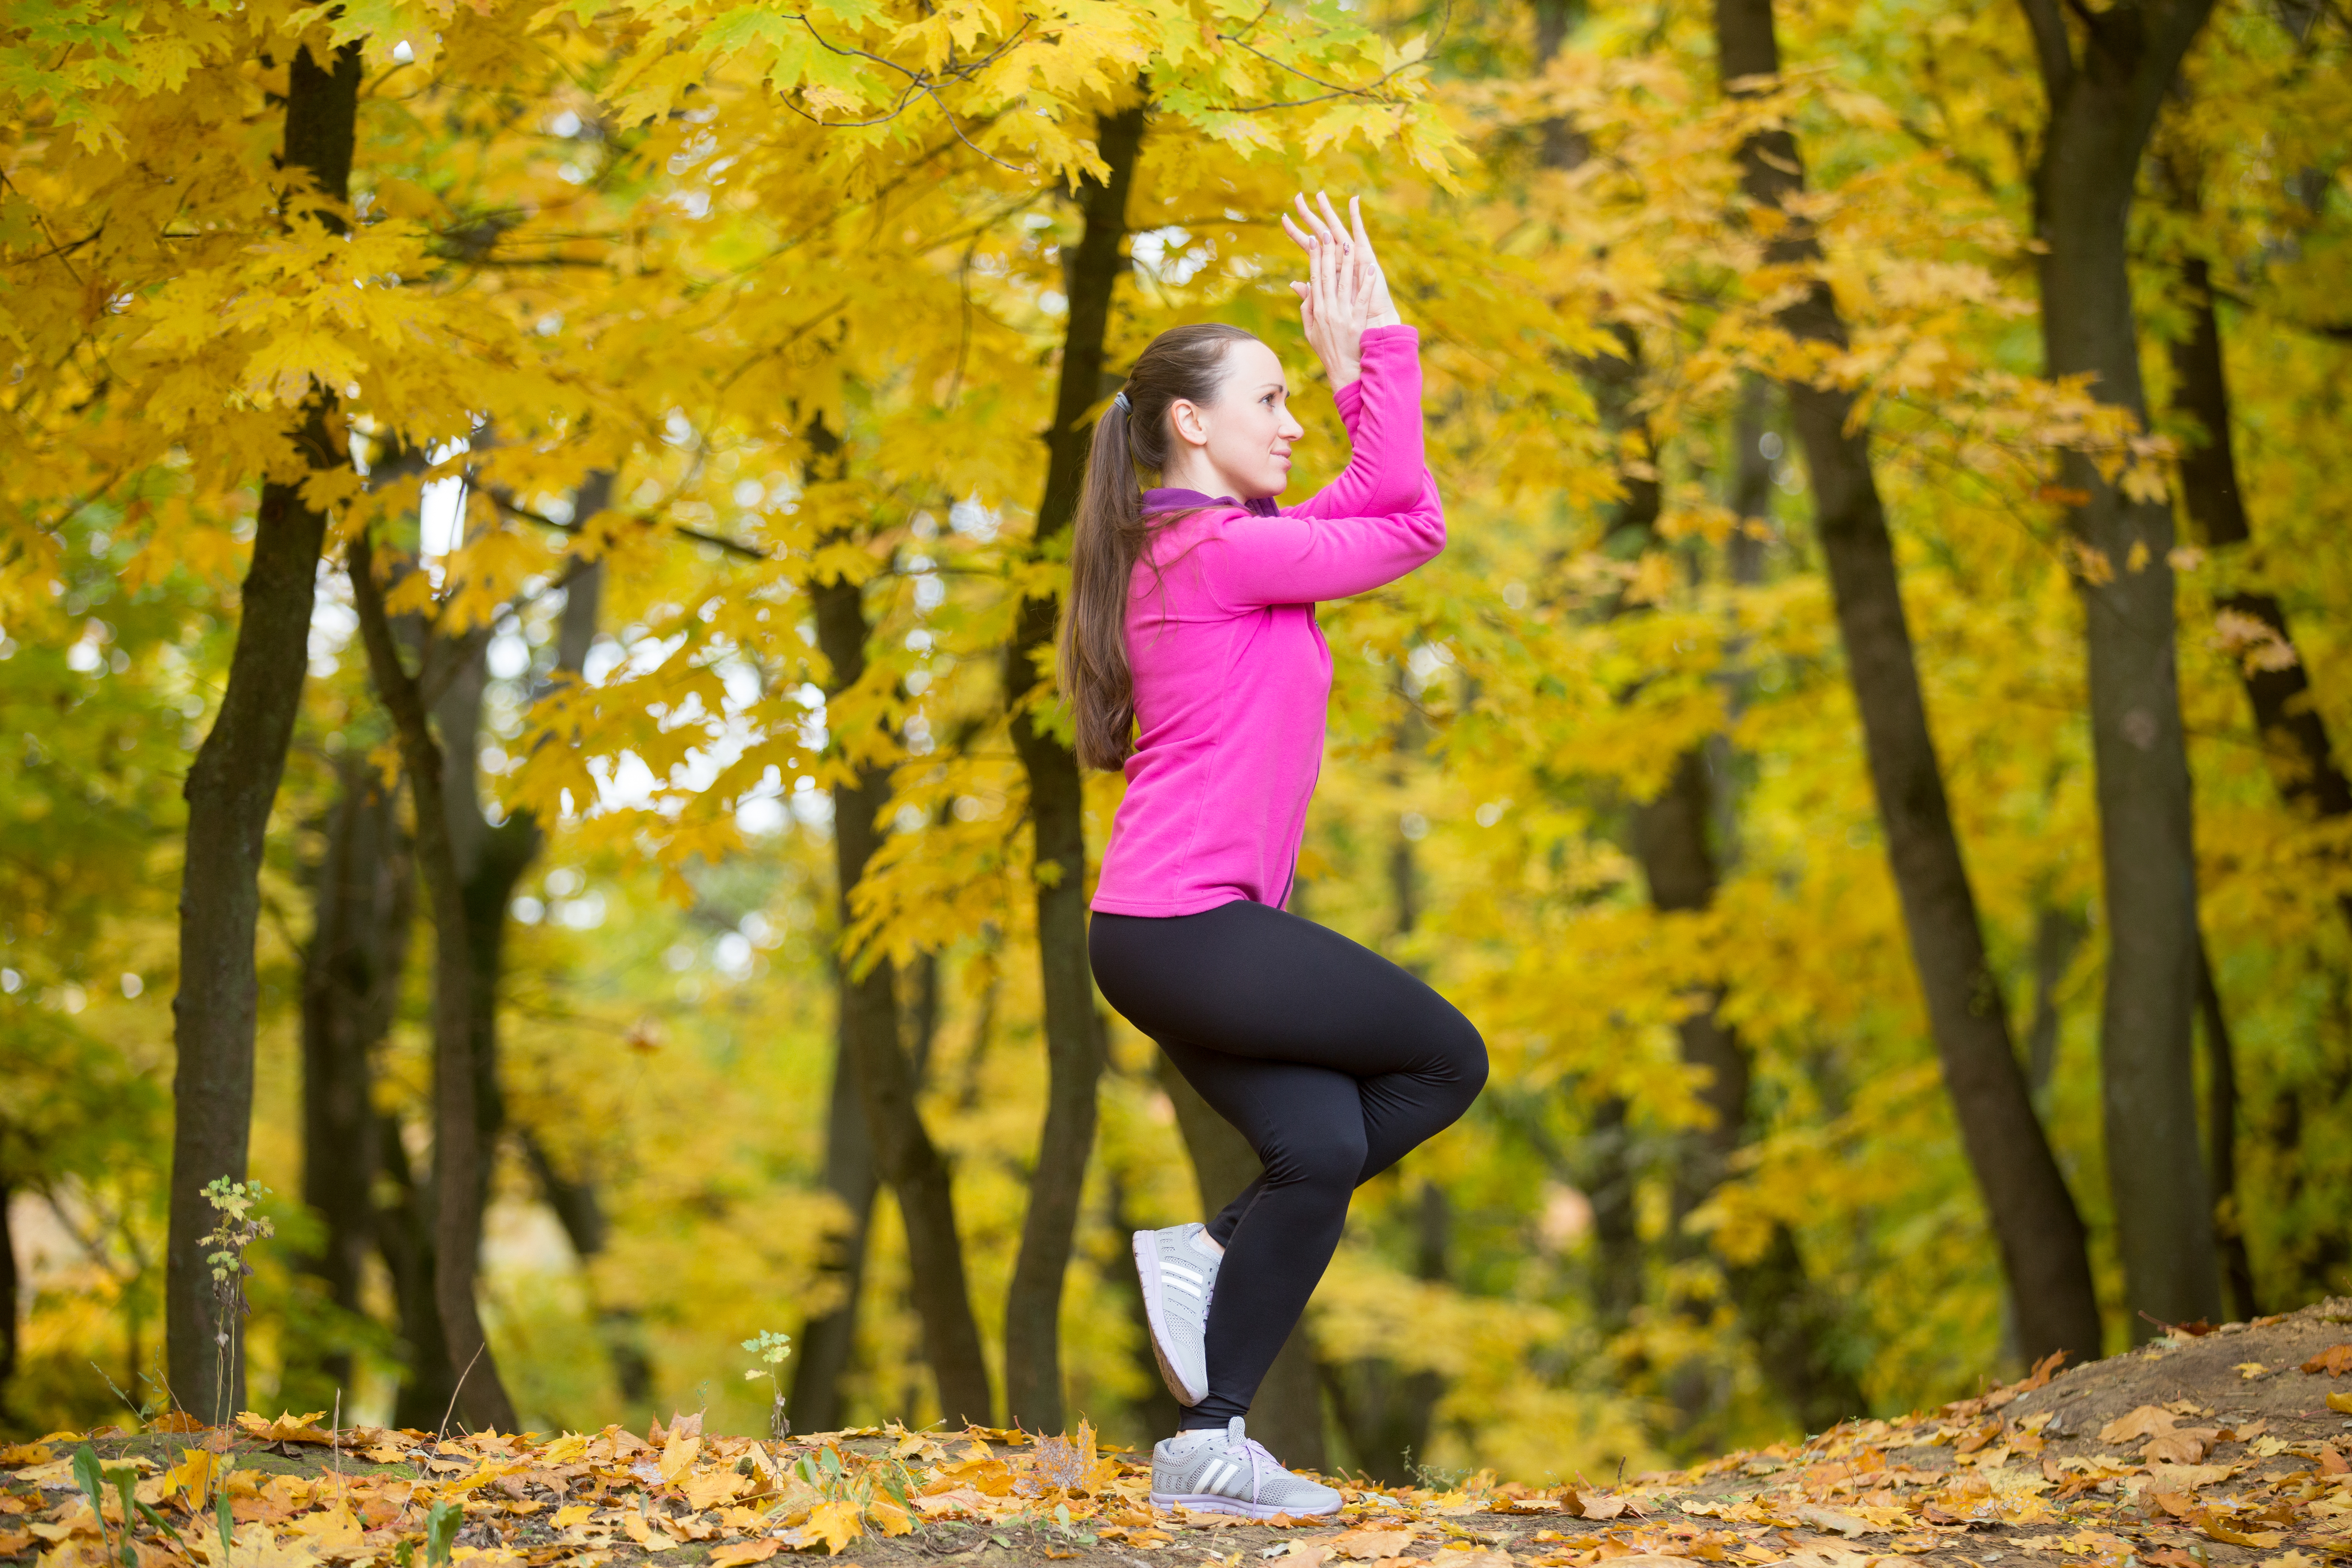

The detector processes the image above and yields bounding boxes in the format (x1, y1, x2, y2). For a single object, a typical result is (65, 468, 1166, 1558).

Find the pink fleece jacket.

(1089, 325, 1444, 917)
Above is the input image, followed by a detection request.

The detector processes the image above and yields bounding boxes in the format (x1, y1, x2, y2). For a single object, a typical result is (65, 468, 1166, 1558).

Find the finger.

(1349, 195, 1375, 262)
(1317, 190, 1349, 242)
(1280, 212, 1313, 251)
(1295, 191, 1339, 246)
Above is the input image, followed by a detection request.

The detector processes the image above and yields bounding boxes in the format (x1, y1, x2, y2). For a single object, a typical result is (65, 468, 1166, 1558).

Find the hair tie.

(1114, 390, 1132, 413)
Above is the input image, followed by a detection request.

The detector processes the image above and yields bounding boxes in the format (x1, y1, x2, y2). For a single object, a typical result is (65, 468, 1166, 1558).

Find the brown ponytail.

(1060, 322, 1260, 771)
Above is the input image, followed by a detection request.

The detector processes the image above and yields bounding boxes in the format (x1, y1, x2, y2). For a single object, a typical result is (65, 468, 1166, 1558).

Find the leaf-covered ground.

(7, 1298, 2349, 1568)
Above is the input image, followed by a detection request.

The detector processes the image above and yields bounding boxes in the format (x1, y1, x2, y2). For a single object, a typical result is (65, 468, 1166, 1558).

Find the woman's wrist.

(1323, 352, 1363, 388)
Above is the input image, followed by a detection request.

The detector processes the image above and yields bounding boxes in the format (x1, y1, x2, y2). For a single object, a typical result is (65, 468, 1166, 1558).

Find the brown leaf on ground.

(2143, 1429, 2216, 1464)
(1565, 1492, 1641, 1520)
(2098, 1406, 2179, 1444)
(1796, 1506, 1874, 1538)
(235, 1412, 335, 1446)
(2303, 1344, 2352, 1376)
(1326, 1526, 1415, 1559)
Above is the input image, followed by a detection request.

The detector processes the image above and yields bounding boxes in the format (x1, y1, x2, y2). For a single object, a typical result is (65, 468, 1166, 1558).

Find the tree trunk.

(347, 530, 520, 1433)
(1, 1176, 17, 1422)
(1320, 1182, 1447, 1485)
(2019, 0, 2221, 1334)
(2167, 257, 2352, 822)
(520, 1130, 655, 1409)
(808, 450, 993, 1427)
(1001, 100, 1146, 1434)
(300, 755, 413, 1395)
(1715, 0, 2105, 1364)
(378, 1110, 457, 1428)
(2195, 941, 2258, 1320)
(166, 35, 364, 1421)
(1155, 1054, 1327, 1470)
(790, 1027, 880, 1433)
(1106, 1167, 1186, 1443)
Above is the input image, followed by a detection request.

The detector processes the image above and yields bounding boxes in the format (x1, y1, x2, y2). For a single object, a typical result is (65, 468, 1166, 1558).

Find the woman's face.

(1168, 340, 1308, 500)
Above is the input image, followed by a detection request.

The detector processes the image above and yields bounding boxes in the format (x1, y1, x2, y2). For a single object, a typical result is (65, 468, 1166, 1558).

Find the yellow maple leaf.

(165, 1449, 228, 1508)
(235, 1412, 334, 1446)
(539, 1434, 589, 1465)
(802, 1500, 864, 1554)
(623, 1513, 683, 1551)
(657, 1428, 703, 1483)
(288, 1507, 363, 1551)
(707, 1542, 781, 1568)
(867, 1496, 914, 1537)
(551, 1505, 594, 1531)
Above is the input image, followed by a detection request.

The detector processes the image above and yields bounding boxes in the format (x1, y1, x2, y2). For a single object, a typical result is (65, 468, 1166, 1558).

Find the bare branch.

(488, 488, 770, 561)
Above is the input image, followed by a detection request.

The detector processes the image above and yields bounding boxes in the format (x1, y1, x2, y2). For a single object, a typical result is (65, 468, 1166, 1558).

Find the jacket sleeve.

(1200, 326, 1445, 609)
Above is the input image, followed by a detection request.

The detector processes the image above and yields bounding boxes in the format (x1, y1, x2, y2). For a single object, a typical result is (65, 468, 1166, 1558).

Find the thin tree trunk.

(1155, 1053, 1327, 1470)
(790, 1027, 880, 1433)
(165, 36, 363, 1420)
(1001, 100, 1146, 1433)
(1106, 1167, 1185, 1442)
(347, 530, 520, 1433)
(379, 1110, 457, 1428)
(2018, 0, 2221, 1333)
(519, 1131, 654, 1408)
(1320, 1182, 1448, 1485)
(808, 432, 993, 1427)
(2167, 257, 2352, 820)
(2194, 940, 2259, 1320)
(1715, 0, 2105, 1364)
(1, 1175, 17, 1423)
(300, 756, 413, 1394)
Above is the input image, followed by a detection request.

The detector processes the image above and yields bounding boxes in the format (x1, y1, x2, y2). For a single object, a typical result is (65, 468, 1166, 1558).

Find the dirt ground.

(6, 1297, 2349, 1568)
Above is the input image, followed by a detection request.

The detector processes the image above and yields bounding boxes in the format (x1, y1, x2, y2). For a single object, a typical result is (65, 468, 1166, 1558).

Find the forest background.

(3, 0, 2349, 1488)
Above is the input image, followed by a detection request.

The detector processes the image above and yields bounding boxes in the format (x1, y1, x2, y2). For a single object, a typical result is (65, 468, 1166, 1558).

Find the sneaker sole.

(1149, 1491, 1340, 1520)
(1133, 1231, 1209, 1407)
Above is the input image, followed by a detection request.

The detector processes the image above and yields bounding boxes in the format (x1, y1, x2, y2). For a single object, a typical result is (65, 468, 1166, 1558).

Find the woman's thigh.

(1090, 900, 1479, 1083)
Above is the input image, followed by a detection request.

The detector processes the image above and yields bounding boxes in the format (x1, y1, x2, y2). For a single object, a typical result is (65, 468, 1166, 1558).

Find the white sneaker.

(1149, 1418, 1342, 1519)
(1133, 1223, 1220, 1406)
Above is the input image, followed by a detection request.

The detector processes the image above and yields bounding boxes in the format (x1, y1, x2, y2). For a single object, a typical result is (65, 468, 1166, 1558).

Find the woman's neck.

(1158, 452, 1256, 501)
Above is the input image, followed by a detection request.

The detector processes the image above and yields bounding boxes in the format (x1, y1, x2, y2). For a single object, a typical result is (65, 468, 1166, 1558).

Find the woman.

(1064, 194, 1488, 1517)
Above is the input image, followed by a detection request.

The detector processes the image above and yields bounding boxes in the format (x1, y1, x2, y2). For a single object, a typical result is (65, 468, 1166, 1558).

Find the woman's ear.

(1167, 397, 1212, 451)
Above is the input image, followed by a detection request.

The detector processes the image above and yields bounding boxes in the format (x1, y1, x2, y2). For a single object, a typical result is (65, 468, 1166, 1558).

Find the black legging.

(1090, 899, 1487, 1429)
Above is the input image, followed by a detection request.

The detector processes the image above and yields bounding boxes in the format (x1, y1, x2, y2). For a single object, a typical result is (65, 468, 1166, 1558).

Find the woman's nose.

(1280, 410, 1305, 439)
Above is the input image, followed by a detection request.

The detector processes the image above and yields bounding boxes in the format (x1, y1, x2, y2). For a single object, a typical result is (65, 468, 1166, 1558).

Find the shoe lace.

(1229, 1435, 1279, 1501)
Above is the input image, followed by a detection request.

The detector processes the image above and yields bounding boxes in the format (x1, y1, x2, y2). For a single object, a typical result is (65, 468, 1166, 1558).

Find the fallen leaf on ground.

(235, 1413, 334, 1446)
(2098, 1406, 2178, 1445)
(1328, 1528, 1416, 1559)
(2328, 1392, 2352, 1415)
(1797, 1506, 1874, 1538)
(801, 1499, 864, 1553)
(2301, 1345, 2352, 1376)
(2144, 1430, 2216, 1464)
(708, 1540, 782, 1568)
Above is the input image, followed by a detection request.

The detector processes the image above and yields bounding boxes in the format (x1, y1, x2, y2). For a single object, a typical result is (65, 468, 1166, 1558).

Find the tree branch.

(2018, 0, 2075, 101)
(487, 489, 769, 561)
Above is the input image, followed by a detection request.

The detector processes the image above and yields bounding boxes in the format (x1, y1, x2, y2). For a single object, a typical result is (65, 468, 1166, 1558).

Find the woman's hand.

(1281, 192, 1401, 389)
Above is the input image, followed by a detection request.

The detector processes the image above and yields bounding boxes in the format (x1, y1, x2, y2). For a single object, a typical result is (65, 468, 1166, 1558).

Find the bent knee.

(1262, 1127, 1370, 1191)
(1436, 1015, 1488, 1118)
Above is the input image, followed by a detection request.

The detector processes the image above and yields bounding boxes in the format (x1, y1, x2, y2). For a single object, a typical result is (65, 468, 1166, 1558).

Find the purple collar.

(1142, 486, 1280, 517)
